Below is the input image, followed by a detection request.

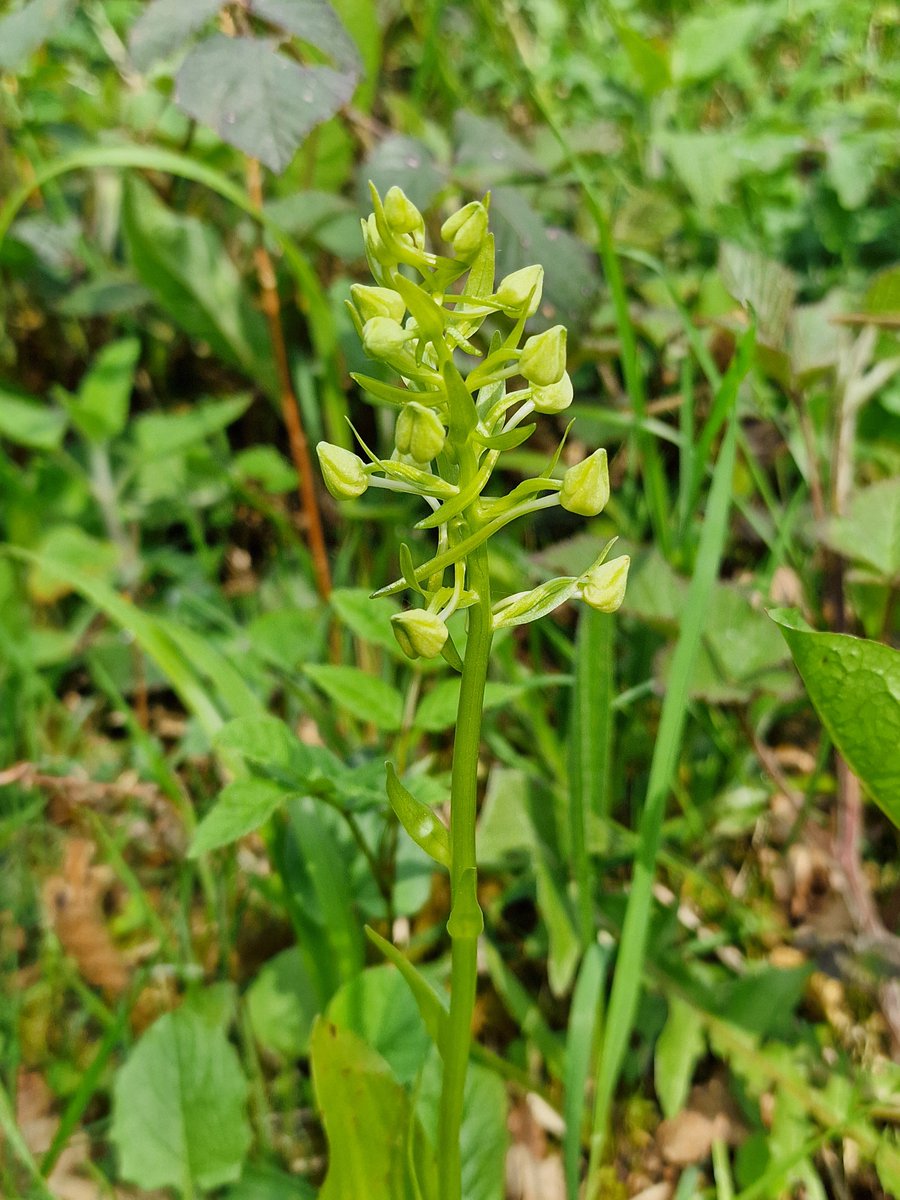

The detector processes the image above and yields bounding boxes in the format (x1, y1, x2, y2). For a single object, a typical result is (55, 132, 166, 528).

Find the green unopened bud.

(362, 316, 412, 362)
(559, 448, 609, 516)
(520, 324, 567, 387)
(391, 609, 449, 659)
(579, 555, 630, 613)
(532, 371, 573, 414)
(384, 186, 424, 235)
(362, 213, 394, 267)
(495, 265, 544, 316)
(440, 201, 489, 260)
(317, 442, 369, 500)
(395, 402, 446, 463)
(351, 284, 405, 324)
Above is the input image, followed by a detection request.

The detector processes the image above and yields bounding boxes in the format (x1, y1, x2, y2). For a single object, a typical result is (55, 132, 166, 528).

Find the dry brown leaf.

(631, 1185, 673, 1200)
(506, 1098, 565, 1200)
(43, 838, 129, 997)
(505, 1145, 566, 1200)
(657, 1110, 718, 1166)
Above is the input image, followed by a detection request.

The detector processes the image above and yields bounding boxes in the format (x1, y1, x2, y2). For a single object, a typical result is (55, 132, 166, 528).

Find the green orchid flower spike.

(316, 183, 628, 1200)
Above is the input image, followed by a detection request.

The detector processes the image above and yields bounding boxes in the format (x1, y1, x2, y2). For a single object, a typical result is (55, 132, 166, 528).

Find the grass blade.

(568, 608, 614, 945)
(562, 942, 609, 1200)
(586, 410, 741, 1191)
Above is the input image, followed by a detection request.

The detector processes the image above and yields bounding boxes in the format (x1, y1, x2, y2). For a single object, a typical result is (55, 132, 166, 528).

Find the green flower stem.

(438, 535, 492, 1200)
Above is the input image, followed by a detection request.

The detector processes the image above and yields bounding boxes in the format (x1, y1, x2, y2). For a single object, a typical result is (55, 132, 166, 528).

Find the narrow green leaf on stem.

(385, 762, 451, 867)
(365, 925, 449, 1053)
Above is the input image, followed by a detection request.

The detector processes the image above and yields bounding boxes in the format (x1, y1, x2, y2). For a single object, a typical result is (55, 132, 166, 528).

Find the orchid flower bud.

(395, 402, 446, 463)
(531, 371, 573, 414)
(440, 201, 489, 260)
(579, 555, 630, 613)
(559, 448, 609, 516)
(362, 316, 413, 363)
(520, 325, 567, 387)
(316, 442, 369, 500)
(384, 186, 424, 235)
(351, 284, 406, 325)
(391, 609, 449, 659)
(495, 265, 544, 317)
(362, 213, 394, 267)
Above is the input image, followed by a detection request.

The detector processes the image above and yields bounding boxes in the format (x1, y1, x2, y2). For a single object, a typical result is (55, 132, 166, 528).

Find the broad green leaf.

(654, 996, 706, 1119)
(175, 35, 357, 173)
(719, 242, 797, 347)
(305, 663, 404, 730)
(247, 946, 321, 1058)
(214, 715, 384, 811)
(361, 135, 444, 212)
(0, 0, 74, 69)
(490, 186, 599, 326)
(190, 779, 292, 856)
(417, 1052, 508, 1200)
(616, 21, 672, 95)
(535, 855, 580, 997)
(876, 1139, 900, 1198)
(681, 584, 794, 703)
(329, 0, 380, 108)
(226, 1164, 316, 1200)
(658, 134, 800, 211)
(247, 606, 326, 670)
(128, 0, 222, 69)
(453, 111, 543, 187)
(771, 609, 900, 827)
(723, 963, 812, 1038)
(327, 965, 432, 1085)
(231, 445, 297, 492)
(249, 0, 360, 72)
(671, 4, 778, 82)
(476, 767, 539, 863)
(132, 395, 251, 462)
(0, 389, 67, 450)
(330, 586, 402, 654)
(621, 546, 687, 628)
(414, 675, 567, 733)
(27, 527, 121, 603)
(865, 264, 900, 316)
(215, 713, 299, 770)
(70, 338, 140, 443)
(111, 1007, 251, 1192)
(58, 275, 151, 318)
(182, 980, 236, 1030)
(122, 178, 275, 392)
(825, 478, 900, 580)
(311, 1019, 438, 1200)
(826, 135, 882, 211)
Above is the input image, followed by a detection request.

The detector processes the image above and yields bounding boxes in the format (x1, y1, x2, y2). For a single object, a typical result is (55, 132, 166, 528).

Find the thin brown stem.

(245, 157, 332, 602)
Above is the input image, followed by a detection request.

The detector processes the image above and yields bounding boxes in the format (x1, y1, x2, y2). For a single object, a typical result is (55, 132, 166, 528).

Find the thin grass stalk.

(569, 608, 614, 946)
(585, 414, 739, 1191)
